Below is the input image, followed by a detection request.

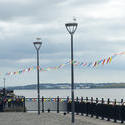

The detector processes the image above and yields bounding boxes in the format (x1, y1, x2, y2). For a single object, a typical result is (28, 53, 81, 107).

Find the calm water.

(15, 88, 125, 101)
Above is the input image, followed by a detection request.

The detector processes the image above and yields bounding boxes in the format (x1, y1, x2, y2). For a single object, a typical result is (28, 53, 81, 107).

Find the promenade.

(0, 112, 121, 125)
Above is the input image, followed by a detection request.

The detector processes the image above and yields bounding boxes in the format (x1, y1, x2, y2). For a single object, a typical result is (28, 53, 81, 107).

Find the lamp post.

(65, 22, 78, 124)
(3, 78, 6, 97)
(33, 38, 42, 115)
(3, 78, 5, 89)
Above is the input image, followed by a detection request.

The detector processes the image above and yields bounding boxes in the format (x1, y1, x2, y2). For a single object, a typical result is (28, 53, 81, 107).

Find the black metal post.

(24, 97, 26, 112)
(3, 78, 6, 109)
(57, 96, 59, 113)
(96, 98, 99, 119)
(101, 98, 104, 120)
(37, 49, 40, 115)
(67, 96, 69, 114)
(121, 99, 124, 123)
(65, 22, 78, 124)
(42, 96, 44, 113)
(107, 98, 110, 121)
(114, 99, 117, 123)
(3, 78, 5, 97)
(33, 40, 42, 115)
(86, 97, 88, 116)
(76, 97, 79, 115)
(71, 33, 75, 123)
(91, 97, 93, 117)
(81, 97, 83, 116)
(4, 78, 5, 89)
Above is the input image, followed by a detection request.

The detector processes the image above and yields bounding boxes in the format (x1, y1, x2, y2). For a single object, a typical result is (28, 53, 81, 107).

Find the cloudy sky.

(0, 0, 125, 87)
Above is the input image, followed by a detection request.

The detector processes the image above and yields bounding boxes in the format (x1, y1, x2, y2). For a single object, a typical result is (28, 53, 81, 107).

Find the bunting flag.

(114, 51, 125, 55)
(102, 59, 106, 65)
(109, 56, 112, 63)
(0, 51, 125, 77)
(87, 62, 93, 67)
(93, 62, 97, 67)
(106, 57, 110, 64)
(82, 62, 87, 67)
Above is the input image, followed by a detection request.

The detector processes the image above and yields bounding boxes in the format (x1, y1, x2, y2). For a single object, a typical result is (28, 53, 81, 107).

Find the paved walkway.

(0, 112, 121, 125)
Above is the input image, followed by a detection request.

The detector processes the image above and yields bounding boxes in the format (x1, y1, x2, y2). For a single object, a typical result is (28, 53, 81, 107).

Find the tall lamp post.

(3, 78, 6, 97)
(65, 22, 78, 124)
(3, 78, 5, 89)
(33, 38, 42, 115)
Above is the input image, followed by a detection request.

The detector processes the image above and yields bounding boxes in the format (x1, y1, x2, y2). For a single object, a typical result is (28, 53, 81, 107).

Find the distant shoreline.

(13, 87, 125, 90)
(4, 83, 125, 90)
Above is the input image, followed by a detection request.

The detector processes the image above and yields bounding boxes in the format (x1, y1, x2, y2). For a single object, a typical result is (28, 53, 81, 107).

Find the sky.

(0, 0, 125, 87)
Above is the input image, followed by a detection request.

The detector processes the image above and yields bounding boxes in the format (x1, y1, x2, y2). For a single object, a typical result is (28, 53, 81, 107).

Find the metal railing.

(1, 96, 125, 123)
(25, 96, 67, 113)
(67, 97, 125, 123)
(0, 97, 25, 112)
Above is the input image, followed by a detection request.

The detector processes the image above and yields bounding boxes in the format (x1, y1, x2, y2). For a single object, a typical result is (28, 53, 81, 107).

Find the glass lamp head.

(33, 38, 42, 50)
(65, 23, 78, 34)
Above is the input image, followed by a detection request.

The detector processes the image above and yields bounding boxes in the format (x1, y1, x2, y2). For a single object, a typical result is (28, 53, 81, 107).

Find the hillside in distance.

(6, 83, 125, 90)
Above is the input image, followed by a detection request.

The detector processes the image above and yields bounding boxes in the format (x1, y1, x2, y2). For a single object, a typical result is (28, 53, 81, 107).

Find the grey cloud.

(0, 0, 64, 22)
(57, 0, 110, 7)
(0, 0, 110, 23)
(71, 0, 110, 6)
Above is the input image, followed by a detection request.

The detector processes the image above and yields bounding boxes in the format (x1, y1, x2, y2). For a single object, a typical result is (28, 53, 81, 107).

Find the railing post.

(121, 99, 124, 123)
(81, 97, 83, 116)
(24, 97, 26, 112)
(76, 97, 79, 115)
(57, 96, 59, 113)
(67, 96, 69, 113)
(91, 97, 93, 117)
(96, 98, 98, 119)
(42, 96, 44, 113)
(107, 98, 110, 121)
(47, 98, 50, 113)
(86, 97, 88, 116)
(114, 99, 117, 123)
(101, 98, 104, 120)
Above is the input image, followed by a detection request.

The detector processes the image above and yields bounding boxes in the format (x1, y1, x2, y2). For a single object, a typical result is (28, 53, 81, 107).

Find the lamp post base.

(71, 122, 75, 125)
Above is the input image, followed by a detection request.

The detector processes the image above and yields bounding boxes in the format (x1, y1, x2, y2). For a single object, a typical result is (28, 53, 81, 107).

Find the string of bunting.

(0, 51, 125, 77)
(5, 98, 124, 105)
(25, 98, 67, 102)
(4, 98, 67, 103)
(3, 98, 24, 103)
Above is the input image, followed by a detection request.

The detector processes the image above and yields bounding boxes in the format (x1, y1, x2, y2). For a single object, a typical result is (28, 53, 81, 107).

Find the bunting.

(25, 98, 67, 102)
(0, 51, 125, 77)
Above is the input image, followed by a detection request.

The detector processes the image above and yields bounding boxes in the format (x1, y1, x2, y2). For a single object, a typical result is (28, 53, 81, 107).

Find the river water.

(14, 88, 125, 101)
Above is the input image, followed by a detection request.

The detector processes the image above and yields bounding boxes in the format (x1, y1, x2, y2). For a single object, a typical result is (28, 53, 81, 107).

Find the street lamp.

(65, 22, 78, 124)
(33, 38, 42, 115)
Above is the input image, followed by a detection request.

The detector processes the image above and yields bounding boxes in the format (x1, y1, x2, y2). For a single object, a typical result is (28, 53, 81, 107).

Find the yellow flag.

(109, 56, 112, 63)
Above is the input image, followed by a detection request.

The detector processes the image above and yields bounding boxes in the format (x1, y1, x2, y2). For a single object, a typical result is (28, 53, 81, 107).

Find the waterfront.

(15, 88, 125, 101)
